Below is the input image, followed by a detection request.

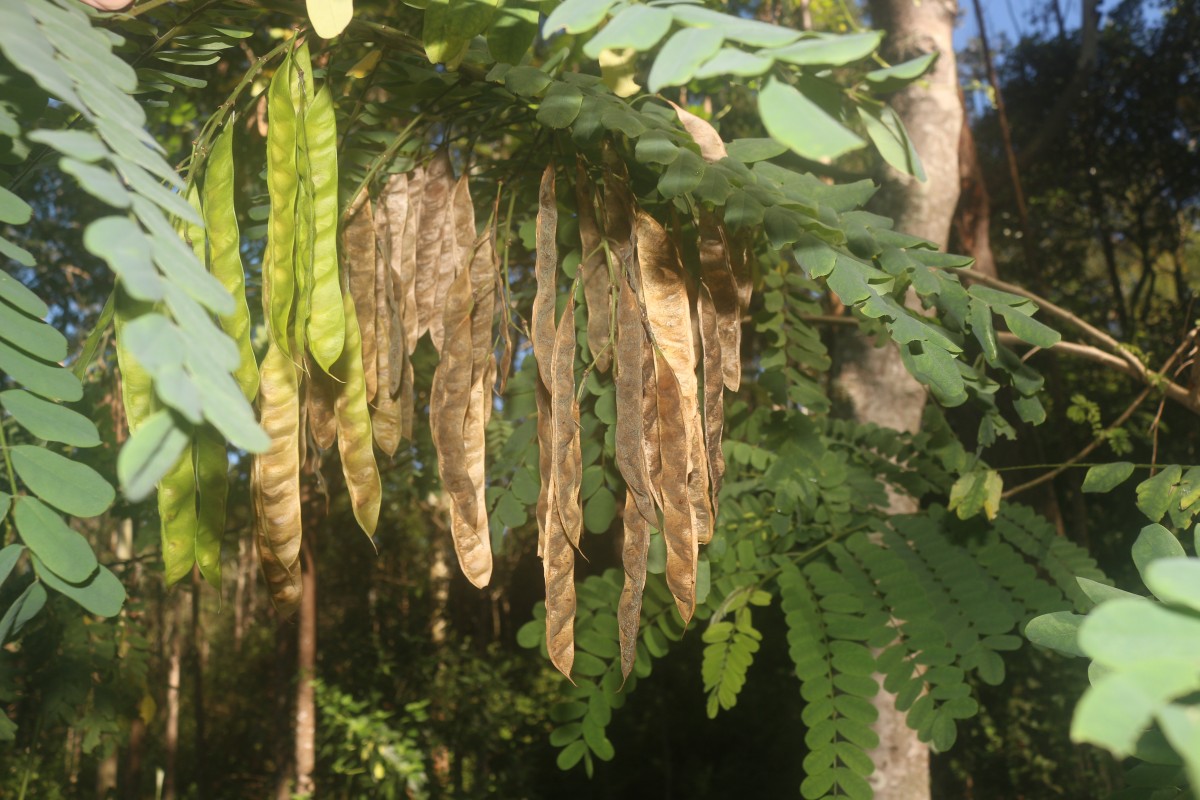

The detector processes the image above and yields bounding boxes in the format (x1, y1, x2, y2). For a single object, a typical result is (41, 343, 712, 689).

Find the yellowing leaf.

(306, 0, 353, 39)
(599, 48, 640, 98)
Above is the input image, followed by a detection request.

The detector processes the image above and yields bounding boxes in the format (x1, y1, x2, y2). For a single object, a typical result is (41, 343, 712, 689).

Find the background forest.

(0, 0, 1197, 798)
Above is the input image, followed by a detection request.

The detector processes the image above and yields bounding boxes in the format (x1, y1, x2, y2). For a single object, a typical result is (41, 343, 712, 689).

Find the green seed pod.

(302, 82, 344, 372)
(203, 120, 259, 403)
(265, 50, 298, 356)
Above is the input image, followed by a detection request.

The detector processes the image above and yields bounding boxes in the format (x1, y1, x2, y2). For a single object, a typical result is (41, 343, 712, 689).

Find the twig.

(800, 312, 1200, 416)
(1002, 330, 1197, 498)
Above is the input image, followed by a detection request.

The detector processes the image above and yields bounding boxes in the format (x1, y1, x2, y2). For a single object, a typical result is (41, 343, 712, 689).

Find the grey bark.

(835, 2, 964, 798)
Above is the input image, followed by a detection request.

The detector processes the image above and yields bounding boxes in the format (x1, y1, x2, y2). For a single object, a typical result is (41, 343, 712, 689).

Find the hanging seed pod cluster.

(187, 42, 747, 678)
(254, 42, 382, 616)
(532, 155, 749, 679)
(252, 40, 503, 614)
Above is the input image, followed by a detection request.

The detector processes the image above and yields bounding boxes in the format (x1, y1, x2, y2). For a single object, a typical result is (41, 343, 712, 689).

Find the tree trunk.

(837, 2, 964, 798)
(294, 534, 317, 797)
(162, 598, 183, 800)
(190, 569, 208, 799)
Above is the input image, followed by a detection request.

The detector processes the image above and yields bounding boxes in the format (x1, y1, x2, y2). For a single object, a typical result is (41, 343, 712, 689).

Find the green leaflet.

(486, 0, 538, 65)
(303, 83, 345, 373)
(1028, 527, 1200, 785)
(203, 120, 259, 402)
(758, 78, 865, 162)
(265, 49, 298, 357)
(0, 389, 99, 447)
(33, 556, 125, 618)
(423, 0, 497, 69)
(117, 408, 189, 504)
(10, 445, 114, 518)
(12, 495, 97, 584)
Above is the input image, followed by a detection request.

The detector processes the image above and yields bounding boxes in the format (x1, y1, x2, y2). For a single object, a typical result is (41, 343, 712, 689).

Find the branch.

(957, 269, 1142, 371)
(1002, 329, 1198, 498)
(801, 307, 1200, 417)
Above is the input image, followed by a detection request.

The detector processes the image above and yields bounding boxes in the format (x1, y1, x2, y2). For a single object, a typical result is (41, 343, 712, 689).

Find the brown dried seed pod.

(430, 268, 492, 587)
(430, 174, 474, 353)
(697, 282, 726, 515)
(344, 189, 378, 401)
(543, 478, 576, 680)
(728, 229, 754, 312)
(615, 277, 656, 529)
(305, 355, 337, 450)
(640, 332, 664, 511)
(254, 342, 303, 616)
(398, 354, 415, 442)
(654, 350, 697, 623)
(469, 228, 497, 382)
(532, 164, 557, 373)
(399, 167, 424, 353)
(415, 153, 452, 343)
(617, 488, 649, 679)
(551, 295, 583, 551)
(535, 379, 554, 560)
(699, 208, 742, 392)
(635, 211, 697, 403)
(575, 158, 612, 373)
(374, 177, 407, 399)
(687, 407, 714, 546)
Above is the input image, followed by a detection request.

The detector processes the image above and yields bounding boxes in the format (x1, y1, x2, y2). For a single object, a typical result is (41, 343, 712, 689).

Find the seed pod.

(574, 158, 611, 372)
(332, 289, 382, 536)
(113, 290, 155, 434)
(291, 44, 316, 360)
(159, 438, 199, 587)
(469, 227, 496, 381)
(617, 488, 649, 679)
(615, 277, 656, 529)
(687, 408, 714, 546)
(728, 228, 754, 312)
(398, 355, 415, 442)
(654, 350, 697, 622)
(415, 151, 452, 345)
(430, 174, 474, 353)
(430, 267, 492, 587)
(544, 490, 576, 680)
(697, 282, 726, 516)
(305, 355, 337, 450)
(375, 172, 409, 397)
(535, 379, 553, 560)
(255, 342, 303, 616)
(194, 425, 228, 590)
(551, 295, 583, 550)
(399, 168, 423, 354)
(370, 187, 403, 456)
(635, 211, 697, 404)
(640, 333, 663, 511)
(344, 189, 378, 402)
(698, 208, 741, 392)
(203, 121, 259, 402)
(532, 164, 557, 375)
(265, 51, 298, 356)
(304, 82, 346, 373)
